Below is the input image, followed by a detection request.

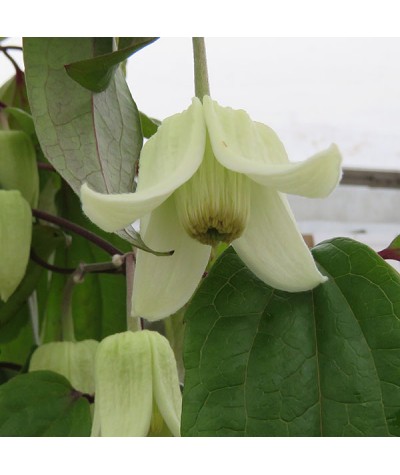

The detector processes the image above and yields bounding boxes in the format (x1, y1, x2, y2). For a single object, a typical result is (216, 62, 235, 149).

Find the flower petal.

(148, 331, 182, 437)
(243, 141, 342, 198)
(132, 197, 211, 321)
(92, 332, 153, 437)
(0, 190, 32, 302)
(203, 96, 342, 198)
(80, 98, 206, 232)
(203, 95, 288, 166)
(232, 184, 327, 292)
(29, 340, 98, 395)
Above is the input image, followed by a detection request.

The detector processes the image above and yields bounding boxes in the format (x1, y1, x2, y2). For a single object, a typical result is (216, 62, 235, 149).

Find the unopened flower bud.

(0, 190, 32, 302)
(29, 340, 98, 395)
(92, 330, 182, 437)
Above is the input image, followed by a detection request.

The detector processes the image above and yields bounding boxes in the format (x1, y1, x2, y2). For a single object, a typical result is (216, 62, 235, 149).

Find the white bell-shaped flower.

(81, 96, 342, 320)
(91, 330, 182, 437)
(0, 190, 32, 302)
(29, 340, 99, 395)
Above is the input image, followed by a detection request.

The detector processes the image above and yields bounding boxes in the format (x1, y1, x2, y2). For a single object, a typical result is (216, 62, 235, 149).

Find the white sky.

(2, 37, 400, 170)
(127, 38, 400, 170)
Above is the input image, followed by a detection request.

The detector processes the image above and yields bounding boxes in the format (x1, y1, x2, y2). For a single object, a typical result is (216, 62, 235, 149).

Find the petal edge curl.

(203, 96, 342, 198)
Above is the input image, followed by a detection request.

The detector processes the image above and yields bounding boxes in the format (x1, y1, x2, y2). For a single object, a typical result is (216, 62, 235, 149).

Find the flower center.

(174, 134, 251, 246)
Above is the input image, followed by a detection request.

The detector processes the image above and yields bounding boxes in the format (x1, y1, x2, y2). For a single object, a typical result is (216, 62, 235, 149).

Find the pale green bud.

(29, 340, 99, 395)
(0, 190, 32, 302)
(0, 130, 39, 207)
(92, 330, 182, 437)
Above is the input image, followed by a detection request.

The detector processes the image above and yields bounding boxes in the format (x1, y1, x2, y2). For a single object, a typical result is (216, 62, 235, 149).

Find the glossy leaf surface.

(182, 238, 400, 436)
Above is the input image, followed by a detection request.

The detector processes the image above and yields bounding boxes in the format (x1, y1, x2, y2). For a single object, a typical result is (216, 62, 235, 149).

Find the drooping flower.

(29, 340, 99, 395)
(81, 96, 342, 320)
(91, 330, 182, 437)
(0, 190, 32, 302)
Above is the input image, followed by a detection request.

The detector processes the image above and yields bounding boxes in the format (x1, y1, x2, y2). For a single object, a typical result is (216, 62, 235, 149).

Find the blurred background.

(1, 37, 399, 261)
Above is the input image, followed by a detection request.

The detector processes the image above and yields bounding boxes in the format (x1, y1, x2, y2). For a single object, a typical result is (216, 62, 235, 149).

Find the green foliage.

(1, 37, 397, 439)
(182, 238, 400, 436)
(0, 370, 91, 436)
(389, 235, 400, 249)
(23, 37, 167, 256)
(2, 107, 35, 137)
(0, 130, 39, 206)
(140, 111, 161, 138)
(23, 37, 142, 196)
(0, 225, 66, 334)
(0, 303, 34, 367)
(39, 183, 130, 342)
(0, 71, 30, 113)
(65, 37, 158, 92)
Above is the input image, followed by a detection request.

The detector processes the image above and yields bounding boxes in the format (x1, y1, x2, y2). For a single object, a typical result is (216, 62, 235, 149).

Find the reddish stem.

(378, 249, 400, 261)
(32, 208, 123, 257)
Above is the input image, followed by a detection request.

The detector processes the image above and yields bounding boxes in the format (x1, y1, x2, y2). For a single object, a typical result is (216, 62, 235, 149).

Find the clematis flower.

(29, 340, 99, 395)
(0, 190, 32, 302)
(81, 96, 342, 321)
(91, 330, 182, 437)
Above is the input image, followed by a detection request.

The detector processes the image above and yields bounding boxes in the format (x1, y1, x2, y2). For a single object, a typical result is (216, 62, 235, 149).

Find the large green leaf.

(0, 370, 91, 436)
(181, 238, 400, 436)
(23, 37, 142, 196)
(65, 37, 158, 92)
